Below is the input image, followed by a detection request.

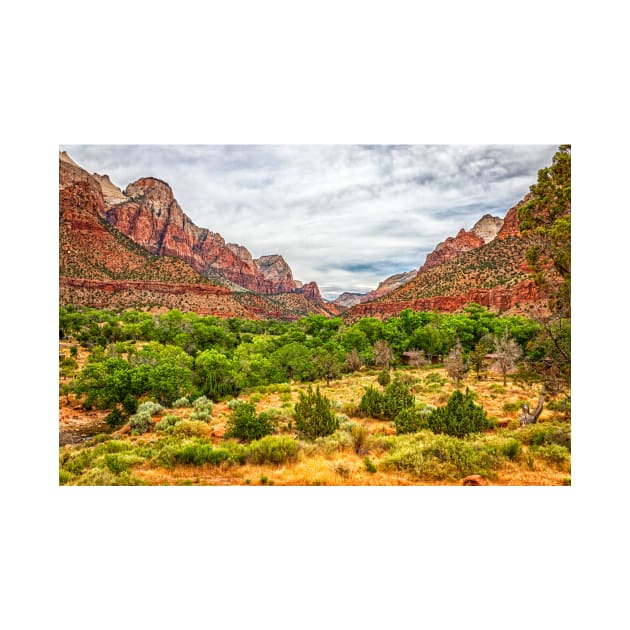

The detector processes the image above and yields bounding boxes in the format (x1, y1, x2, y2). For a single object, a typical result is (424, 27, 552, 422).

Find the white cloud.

(60, 144, 557, 299)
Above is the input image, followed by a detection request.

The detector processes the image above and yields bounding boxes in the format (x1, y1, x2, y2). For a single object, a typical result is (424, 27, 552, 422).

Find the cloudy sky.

(60, 144, 557, 300)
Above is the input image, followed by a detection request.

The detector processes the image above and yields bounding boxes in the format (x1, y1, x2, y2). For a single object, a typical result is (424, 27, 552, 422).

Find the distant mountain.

(59, 152, 334, 320)
(331, 292, 366, 308)
(331, 270, 418, 308)
(346, 196, 551, 320)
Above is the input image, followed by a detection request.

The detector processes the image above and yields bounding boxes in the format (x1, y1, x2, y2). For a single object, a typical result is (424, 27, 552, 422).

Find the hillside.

(346, 197, 551, 320)
(59, 152, 334, 321)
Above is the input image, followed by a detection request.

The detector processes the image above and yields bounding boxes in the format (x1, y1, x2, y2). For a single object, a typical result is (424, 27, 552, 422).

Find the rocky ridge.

(346, 198, 550, 319)
(59, 152, 330, 320)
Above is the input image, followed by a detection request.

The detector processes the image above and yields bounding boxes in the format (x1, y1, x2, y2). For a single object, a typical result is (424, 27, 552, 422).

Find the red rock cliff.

(420, 228, 485, 272)
(105, 177, 299, 294)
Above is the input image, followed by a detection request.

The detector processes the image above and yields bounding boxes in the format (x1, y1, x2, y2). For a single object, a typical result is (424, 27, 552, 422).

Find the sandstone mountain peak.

(471, 214, 504, 243)
(124, 177, 175, 203)
(295, 281, 322, 301)
(92, 173, 129, 205)
(255, 255, 297, 294)
(59, 150, 80, 167)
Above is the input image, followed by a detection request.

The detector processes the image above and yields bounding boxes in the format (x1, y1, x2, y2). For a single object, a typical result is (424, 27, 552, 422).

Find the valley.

(58, 145, 570, 486)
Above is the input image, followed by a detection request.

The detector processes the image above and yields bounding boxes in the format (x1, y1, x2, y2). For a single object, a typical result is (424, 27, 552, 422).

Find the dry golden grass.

(60, 364, 570, 486)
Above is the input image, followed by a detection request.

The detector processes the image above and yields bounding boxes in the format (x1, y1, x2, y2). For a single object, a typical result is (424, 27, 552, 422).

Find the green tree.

(313, 349, 342, 385)
(225, 400, 275, 442)
(194, 349, 239, 401)
(357, 386, 384, 418)
(427, 388, 489, 437)
(517, 146, 571, 390)
(270, 342, 316, 381)
(469, 341, 488, 380)
(294, 386, 338, 439)
(382, 377, 415, 420)
(518, 144, 571, 317)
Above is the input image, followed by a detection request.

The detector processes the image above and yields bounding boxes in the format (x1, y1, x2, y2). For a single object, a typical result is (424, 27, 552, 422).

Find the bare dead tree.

(406, 348, 428, 368)
(345, 348, 362, 372)
(491, 330, 523, 386)
(374, 340, 394, 370)
(519, 386, 546, 426)
(445, 339, 468, 387)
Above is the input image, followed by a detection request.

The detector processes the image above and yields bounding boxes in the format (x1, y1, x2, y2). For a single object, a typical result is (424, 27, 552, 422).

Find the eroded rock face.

(496, 198, 527, 240)
(58, 151, 333, 318)
(471, 214, 504, 243)
(104, 177, 297, 293)
(420, 228, 485, 272)
(347, 278, 545, 319)
(92, 173, 129, 205)
(295, 281, 322, 301)
(255, 254, 298, 293)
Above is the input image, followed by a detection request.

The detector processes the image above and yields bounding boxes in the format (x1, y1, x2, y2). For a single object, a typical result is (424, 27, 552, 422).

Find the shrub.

(377, 369, 391, 387)
(172, 420, 208, 437)
(136, 401, 164, 416)
(155, 415, 180, 432)
(172, 441, 232, 466)
(520, 423, 571, 450)
(547, 396, 571, 420)
(363, 457, 377, 473)
(246, 436, 299, 465)
(105, 408, 125, 428)
(503, 401, 529, 413)
(394, 407, 430, 435)
(426, 388, 490, 437)
(104, 453, 144, 474)
(225, 400, 276, 442)
(489, 384, 507, 394)
(77, 467, 119, 485)
(533, 443, 570, 466)
(61, 449, 94, 475)
(59, 469, 75, 485)
(382, 378, 415, 420)
(193, 396, 213, 414)
(347, 422, 370, 454)
(153, 443, 178, 468)
(340, 402, 358, 417)
(311, 431, 351, 455)
(502, 438, 522, 461)
(294, 386, 338, 440)
(189, 409, 211, 422)
(424, 372, 446, 386)
(332, 461, 352, 478)
(122, 394, 138, 416)
(357, 386, 384, 418)
(173, 397, 190, 408)
(382, 432, 498, 481)
(129, 411, 153, 435)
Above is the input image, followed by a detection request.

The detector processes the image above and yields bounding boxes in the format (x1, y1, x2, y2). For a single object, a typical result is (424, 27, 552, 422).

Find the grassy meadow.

(59, 362, 570, 486)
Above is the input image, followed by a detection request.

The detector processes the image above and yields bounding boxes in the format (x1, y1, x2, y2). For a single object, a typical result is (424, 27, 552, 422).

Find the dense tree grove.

(61, 304, 549, 411)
